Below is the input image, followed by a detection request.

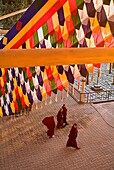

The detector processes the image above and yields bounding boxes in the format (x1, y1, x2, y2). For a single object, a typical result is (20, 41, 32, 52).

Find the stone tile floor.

(0, 91, 114, 170)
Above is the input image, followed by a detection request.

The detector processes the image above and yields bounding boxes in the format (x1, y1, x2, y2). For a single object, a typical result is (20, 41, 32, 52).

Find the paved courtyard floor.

(0, 91, 114, 170)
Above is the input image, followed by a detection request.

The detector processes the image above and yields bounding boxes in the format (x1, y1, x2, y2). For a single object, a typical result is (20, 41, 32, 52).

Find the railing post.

(109, 63, 112, 74)
(112, 74, 114, 85)
(80, 77, 86, 103)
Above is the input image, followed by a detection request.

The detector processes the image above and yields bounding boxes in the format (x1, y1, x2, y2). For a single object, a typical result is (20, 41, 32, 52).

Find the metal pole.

(112, 63, 114, 69)
(112, 74, 114, 85)
(109, 63, 112, 74)
(86, 71, 89, 85)
(97, 68, 100, 85)
(112, 65, 114, 85)
(112, 72, 114, 85)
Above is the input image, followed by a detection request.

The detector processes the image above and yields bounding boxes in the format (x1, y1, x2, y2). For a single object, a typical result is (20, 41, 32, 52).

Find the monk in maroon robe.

(57, 108, 64, 128)
(42, 116, 55, 138)
(66, 123, 80, 149)
(62, 104, 68, 126)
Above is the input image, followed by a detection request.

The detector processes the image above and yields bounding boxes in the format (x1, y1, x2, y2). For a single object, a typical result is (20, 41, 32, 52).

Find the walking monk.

(66, 123, 80, 149)
(62, 104, 68, 126)
(42, 116, 55, 138)
(57, 108, 64, 128)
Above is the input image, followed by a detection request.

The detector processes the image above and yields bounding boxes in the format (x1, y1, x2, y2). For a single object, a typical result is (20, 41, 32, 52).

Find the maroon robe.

(42, 116, 55, 138)
(66, 124, 78, 148)
(62, 105, 67, 124)
(57, 109, 63, 128)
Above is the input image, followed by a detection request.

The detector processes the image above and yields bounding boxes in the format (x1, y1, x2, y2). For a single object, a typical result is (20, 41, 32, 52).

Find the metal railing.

(68, 83, 114, 103)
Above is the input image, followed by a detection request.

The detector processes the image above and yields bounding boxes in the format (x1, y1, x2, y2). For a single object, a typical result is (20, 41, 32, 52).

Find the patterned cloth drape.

(0, 0, 114, 116)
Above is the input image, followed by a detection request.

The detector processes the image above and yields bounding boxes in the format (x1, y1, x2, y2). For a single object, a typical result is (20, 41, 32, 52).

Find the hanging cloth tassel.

(31, 103, 35, 112)
(72, 84, 74, 95)
(45, 98, 47, 105)
(40, 102, 43, 109)
(67, 84, 69, 97)
(49, 96, 52, 104)
(55, 93, 58, 102)
(35, 103, 38, 110)
(0, 107, 3, 117)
